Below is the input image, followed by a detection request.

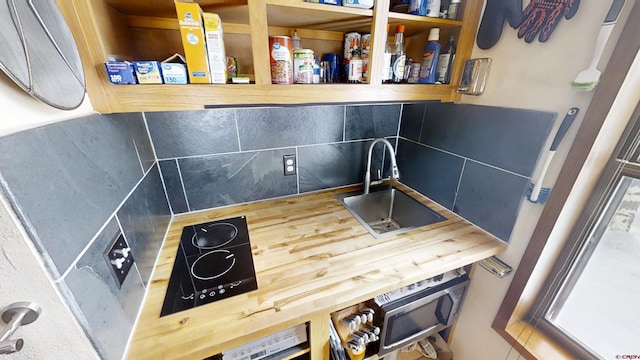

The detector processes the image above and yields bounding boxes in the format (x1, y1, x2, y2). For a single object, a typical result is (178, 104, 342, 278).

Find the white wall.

(0, 74, 94, 137)
(450, 1, 638, 359)
(0, 72, 97, 357)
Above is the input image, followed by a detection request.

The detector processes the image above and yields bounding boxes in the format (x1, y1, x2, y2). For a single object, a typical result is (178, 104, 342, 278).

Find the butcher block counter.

(126, 182, 506, 359)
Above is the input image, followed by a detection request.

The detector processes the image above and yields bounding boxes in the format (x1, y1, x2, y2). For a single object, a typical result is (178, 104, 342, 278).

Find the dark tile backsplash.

(63, 217, 145, 360)
(150, 105, 401, 213)
(0, 113, 153, 276)
(116, 164, 171, 284)
(298, 141, 369, 193)
(399, 102, 428, 142)
(236, 106, 345, 150)
(178, 149, 298, 210)
(398, 102, 555, 241)
(455, 161, 531, 240)
(397, 139, 465, 210)
(419, 102, 555, 177)
(159, 159, 189, 213)
(145, 109, 238, 159)
(345, 104, 401, 140)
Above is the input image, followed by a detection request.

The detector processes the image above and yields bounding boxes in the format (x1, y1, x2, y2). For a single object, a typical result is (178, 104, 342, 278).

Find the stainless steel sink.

(336, 187, 446, 238)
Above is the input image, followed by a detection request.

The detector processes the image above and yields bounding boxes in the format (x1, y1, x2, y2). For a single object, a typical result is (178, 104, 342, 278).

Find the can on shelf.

(361, 33, 371, 82)
(269, 36, 293, 84)
(361, 34, 371, 55)
(343, 32, 361, 60)
(293, 49, 315, 84)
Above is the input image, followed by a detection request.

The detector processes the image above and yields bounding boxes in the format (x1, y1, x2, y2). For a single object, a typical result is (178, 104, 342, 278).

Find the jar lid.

(396, 25, 405, 33)
(428, 28, 440, 41)
(451, 0, 460, 3)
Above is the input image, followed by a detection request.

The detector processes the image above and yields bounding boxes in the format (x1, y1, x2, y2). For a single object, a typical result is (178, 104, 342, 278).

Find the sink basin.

(336, 187, 446, 238)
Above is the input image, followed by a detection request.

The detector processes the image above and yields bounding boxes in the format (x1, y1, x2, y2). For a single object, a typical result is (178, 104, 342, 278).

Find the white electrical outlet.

(283, 154, 296, 176)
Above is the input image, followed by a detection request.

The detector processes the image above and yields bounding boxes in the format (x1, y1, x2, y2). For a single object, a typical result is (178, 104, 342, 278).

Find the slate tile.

(454, 161, 530, 241)
(0, 114, 145, 276)
(420, 103, 555, 177)
(109, 112, 155, 172)
(399, 102, 427, 142)
(236, 106, 344, 150)
(159, 159, 189, 214)
(298, 141, 368, 192)
(116, 164, 171, 284)
(145, 109, 238, 159)
(179, 149, 298, 210)
(397, 139, 464, 210)
(63, 217, 145, 360)
(345, 104, 401, 140)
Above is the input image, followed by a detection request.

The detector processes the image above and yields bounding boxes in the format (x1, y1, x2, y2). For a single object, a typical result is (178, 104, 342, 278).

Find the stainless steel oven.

(371, 269, 469, 357)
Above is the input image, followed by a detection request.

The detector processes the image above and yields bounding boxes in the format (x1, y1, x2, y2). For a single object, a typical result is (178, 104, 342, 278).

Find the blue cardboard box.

(104, 61, 137, 84)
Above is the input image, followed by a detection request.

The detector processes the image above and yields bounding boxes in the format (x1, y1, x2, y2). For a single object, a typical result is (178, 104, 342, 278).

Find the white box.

(203, 13, 228, 84)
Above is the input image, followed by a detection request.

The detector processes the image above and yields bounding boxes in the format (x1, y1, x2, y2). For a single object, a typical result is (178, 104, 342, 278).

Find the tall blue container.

(418, 28, 441, 84)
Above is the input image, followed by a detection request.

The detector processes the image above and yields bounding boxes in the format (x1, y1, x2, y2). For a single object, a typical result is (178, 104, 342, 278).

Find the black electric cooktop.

(160, 216, 258, 317)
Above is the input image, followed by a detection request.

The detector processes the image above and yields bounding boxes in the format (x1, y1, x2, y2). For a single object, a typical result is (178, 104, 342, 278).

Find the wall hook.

(0, 302, 41, 355)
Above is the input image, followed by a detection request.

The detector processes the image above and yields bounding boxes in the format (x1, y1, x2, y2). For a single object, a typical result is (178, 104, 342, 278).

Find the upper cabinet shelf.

(58, 0, 482, 113)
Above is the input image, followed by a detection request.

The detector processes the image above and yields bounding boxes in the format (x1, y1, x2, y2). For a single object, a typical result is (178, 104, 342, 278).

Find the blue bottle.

(408, 0, 427, 15)
(418, 28, 441, 84)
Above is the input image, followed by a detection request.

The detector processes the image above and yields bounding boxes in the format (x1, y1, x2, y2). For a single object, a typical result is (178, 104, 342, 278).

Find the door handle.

(0, 302, 41, 355)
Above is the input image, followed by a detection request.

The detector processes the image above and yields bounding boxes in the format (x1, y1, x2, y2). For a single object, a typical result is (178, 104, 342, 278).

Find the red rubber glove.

(518, 0, 580, 43)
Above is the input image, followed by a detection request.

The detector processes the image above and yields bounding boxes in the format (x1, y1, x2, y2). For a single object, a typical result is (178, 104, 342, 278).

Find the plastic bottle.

(418, 28, 441, 84)
(436, 35, 456, 84)
(313, 56, 320, 84)
(426, 0, 441, 17)
(292, 29, 301, 50)
(382, 24, 393, 83)
(391, 25, 406, 83)
(447, 0, 460, 20)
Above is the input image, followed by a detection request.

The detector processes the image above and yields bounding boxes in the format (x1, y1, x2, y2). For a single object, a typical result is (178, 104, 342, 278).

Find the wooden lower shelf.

(92, 83, 459, 113)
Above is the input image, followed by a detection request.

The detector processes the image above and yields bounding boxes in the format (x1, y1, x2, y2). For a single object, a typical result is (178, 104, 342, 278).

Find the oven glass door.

(383, 293, 452, 347)
(379, 276, 469, 355)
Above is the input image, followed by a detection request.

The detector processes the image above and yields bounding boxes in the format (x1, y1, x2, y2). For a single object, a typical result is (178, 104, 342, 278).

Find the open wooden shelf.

(58, 0, 481, 113)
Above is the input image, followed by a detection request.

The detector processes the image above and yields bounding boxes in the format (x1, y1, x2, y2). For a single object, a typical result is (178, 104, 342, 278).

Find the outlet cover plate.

(104, 232, 134, 288)
(283, 154, 296, 176)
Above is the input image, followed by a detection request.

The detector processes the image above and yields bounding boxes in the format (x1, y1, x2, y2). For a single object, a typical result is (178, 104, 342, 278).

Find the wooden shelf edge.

(388, 11, 464, 26)
(267, 0, 373, 17)
(94, 84, 457, 113)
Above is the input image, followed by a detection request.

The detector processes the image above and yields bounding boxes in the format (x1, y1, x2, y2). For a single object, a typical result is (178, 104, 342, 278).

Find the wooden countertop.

(126, 182, 506, 359)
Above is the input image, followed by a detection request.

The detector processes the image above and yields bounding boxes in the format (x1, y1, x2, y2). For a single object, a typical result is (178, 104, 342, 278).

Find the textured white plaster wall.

(451, 1, 639, 359)
(0, 74, 94, 137)
(0, 193, 98, 359)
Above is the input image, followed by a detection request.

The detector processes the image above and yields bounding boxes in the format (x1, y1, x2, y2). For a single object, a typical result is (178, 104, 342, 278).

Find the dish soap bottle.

(391, 25, 406, 83)
(418, 28, 441, 84)
(436, 35, 456, 84)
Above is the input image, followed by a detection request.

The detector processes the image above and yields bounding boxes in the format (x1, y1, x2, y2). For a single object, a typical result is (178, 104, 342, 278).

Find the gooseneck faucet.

(363, 138, 400, 194)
